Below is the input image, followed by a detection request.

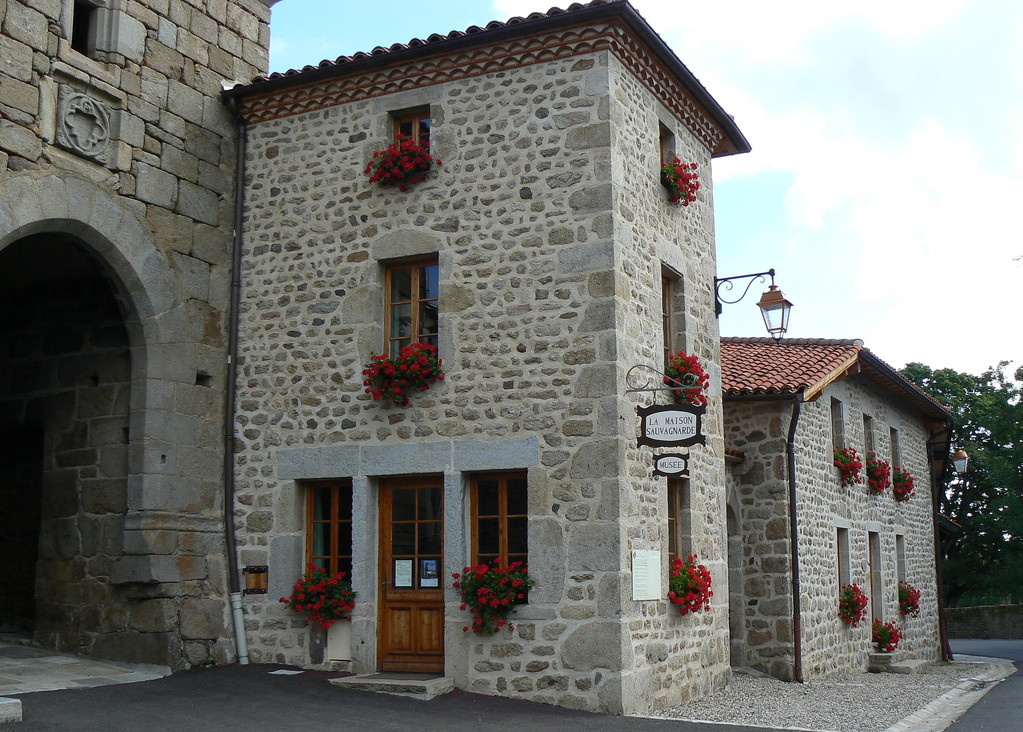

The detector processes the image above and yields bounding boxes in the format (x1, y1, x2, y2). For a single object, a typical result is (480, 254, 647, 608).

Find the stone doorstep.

(868, 652, 930, 674)
(329, 673, 454, 700)
(0, 696, 22, 724)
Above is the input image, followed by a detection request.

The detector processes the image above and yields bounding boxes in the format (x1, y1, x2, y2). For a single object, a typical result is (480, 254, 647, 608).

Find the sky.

(266, 0, 1023, 377)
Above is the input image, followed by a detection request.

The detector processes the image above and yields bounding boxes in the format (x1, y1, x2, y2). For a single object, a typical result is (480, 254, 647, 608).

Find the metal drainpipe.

(223, 97, 248, 665)
(786, 396, 804, 683)
(927, 433, 954, 661)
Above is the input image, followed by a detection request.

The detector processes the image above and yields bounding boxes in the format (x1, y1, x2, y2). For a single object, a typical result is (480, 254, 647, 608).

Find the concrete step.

(868, 651, 929, 674)
(0, 696, 22, 724)
(329, 673, 454, 700)
(890, 659, 930, 674)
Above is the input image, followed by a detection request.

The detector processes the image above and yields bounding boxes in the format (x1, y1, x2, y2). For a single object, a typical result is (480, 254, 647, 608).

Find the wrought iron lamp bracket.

(715, 268, 775, 317)
(625, 363, 702, 394)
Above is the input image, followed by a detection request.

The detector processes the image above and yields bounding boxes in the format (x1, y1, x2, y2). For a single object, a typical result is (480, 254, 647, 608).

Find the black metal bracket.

(715, 268, 775, 317)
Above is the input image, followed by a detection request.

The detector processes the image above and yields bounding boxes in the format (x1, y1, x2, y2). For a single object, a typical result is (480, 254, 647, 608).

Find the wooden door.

(378, 476, 445, 673)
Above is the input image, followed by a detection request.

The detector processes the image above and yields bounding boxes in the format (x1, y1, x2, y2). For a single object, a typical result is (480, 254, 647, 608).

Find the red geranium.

(838, 583, 869, 627)
(892, 467, 916, 502)
(280, 563, 356, 630)
(872, 619, 904, 652)
(866, 453, 892, 495)
(834, 447, 863, 487)
(364, 136, 440, 192)
(898, 580, 921, 617)
(453, 559, 535, 634)
(660, 158, 700, 206)
(667, 554, 713, 615)
(362, 342, 443, 406)
(664, 350, 710, 407)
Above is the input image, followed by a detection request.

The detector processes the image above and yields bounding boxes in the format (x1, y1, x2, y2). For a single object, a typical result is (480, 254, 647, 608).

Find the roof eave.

(222, 1, 749, 157)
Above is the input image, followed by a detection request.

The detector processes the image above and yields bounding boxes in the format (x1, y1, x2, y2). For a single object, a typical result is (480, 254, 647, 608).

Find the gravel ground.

(650, 662, 992, 732)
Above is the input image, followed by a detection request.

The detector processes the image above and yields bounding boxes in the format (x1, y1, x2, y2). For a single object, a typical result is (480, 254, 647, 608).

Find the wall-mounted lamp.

(951, 449, 969, 475)
(715, 268, 794, 341)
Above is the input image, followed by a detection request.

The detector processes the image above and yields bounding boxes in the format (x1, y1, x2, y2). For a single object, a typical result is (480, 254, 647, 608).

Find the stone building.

(222, 0, 751, 715)
(0, 0, 274, 669)
(721, 338, 951, 681)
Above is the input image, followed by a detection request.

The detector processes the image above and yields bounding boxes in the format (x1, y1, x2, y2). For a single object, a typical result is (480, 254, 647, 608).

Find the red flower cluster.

(362, 342, 444, 407)
(364, 136, 441, 192)
(892, 467, 916, 502)
(834, 446, 863, 487)
(660, 158, 700, 206)
(664, 350, 710, 407)
(898, 580, 921, 617)
(667, 554, 713, 615)
(838, 583, 869, 627)
(872, 619, 904, 652)
(279, 563, 356, 630)
(866, 452, 892, 495)
(452, 558, 535, 634)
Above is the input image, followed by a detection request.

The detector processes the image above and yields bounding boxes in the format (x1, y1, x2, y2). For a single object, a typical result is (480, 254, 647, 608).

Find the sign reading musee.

(637, 404, 706, 448)
(653, 454, 689, 477)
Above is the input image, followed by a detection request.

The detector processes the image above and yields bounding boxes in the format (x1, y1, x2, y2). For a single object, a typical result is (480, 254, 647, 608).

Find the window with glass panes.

(667, 478, 691, 562)
(394, 109, 431, 146)
(385, 259, 438, 357)
(471, 472, 528, 569)
(306, 481, 353, 579)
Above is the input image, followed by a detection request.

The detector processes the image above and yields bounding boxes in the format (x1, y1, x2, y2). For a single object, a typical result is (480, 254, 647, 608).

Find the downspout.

(786, 396, 804, 683)
(927, 431, 954, 662)
(223, 96, 249, 665)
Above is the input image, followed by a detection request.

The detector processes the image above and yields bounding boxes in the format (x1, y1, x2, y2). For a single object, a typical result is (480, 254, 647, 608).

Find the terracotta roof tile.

(258, 0, 620, 83)
(721, 337, 863, 397)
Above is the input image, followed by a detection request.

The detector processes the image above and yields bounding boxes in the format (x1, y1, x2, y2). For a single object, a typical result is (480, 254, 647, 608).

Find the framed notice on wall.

(631, 549, 662, 601)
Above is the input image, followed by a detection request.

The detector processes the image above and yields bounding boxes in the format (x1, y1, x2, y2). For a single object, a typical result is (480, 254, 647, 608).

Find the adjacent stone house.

(0, 0, 274, 669)
(721, 338, 951, 681)
(222, 0, 751, 715)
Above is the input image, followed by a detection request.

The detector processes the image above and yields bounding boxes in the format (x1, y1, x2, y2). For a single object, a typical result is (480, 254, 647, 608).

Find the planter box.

(326, 618, 352, 662)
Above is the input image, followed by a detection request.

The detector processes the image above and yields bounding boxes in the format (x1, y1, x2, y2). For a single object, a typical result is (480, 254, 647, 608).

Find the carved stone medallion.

(56, 88, 112, 163)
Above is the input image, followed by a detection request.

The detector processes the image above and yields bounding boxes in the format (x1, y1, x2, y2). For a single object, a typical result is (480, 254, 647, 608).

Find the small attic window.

(71, 1, 99, 55)
(659, 122, 676, 163)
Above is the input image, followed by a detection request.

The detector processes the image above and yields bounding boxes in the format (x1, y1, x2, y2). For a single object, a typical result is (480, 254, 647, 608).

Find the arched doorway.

(0, 234, 131, 652)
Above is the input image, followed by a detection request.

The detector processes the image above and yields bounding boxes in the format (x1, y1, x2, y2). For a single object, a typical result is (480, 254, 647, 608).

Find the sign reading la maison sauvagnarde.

(637, 404, 706, 449)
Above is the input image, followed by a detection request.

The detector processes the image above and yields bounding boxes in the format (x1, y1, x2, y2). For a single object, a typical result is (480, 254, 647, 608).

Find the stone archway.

(0, 173, 231, 669)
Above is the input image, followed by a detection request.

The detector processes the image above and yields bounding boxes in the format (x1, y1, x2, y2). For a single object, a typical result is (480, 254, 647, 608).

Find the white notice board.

(631, 549, 662, 601)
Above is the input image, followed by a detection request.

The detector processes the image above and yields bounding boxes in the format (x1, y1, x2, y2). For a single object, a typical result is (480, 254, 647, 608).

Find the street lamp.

(951, 449, 969, 475)
(715, 268, 794, 342)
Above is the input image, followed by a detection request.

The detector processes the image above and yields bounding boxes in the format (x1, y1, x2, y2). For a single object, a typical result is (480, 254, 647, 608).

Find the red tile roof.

(721, 337, 950, 420)
(722, 338, 862, 398)
(258, 1, 620, 82)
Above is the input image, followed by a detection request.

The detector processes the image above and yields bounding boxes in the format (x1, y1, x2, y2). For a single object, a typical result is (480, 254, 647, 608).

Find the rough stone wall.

(724, 400, 795, 679)
(946, 605, 1023, 639)
(607, 56, 729, 709)
(0, 0, 272, 668)
(724, 377, 941, 680)
(234, 46, 726, 713)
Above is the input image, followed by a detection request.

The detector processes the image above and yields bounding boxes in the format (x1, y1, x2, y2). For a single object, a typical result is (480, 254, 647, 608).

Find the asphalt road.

(8, 664, 775, 732)
(949, 638, 1022, 732)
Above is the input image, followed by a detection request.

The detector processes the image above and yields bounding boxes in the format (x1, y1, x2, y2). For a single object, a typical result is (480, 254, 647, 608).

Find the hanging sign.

(652, 454, 689, 478)
(637, 403, 706, 448)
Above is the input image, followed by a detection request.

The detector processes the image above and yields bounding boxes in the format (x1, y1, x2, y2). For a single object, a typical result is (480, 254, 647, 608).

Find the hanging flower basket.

(667, 554, 713, 615)
(892, 467, 916, 502)
(866, 452, 892, 495)
(838, 583, 868, 627)
(279, 563, 356, 630)
(362, 342, 444, 407)
(664, 350, 710, 407)
(872, 619, 904, 652)
(898, 580, 921, 617)
(452, 559, 535, 634)
(833, 446, 863, 487)
(660, 158, 700, 206)
(364, 136, 441, 192)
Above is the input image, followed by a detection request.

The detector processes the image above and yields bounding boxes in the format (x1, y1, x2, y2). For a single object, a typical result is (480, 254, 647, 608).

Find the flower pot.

(326, 618, 352, 661)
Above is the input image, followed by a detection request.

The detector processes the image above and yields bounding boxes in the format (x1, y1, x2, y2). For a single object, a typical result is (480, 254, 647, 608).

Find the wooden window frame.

(384, 257, 439, 358)
(863, 413, 874, 456)
(667, 478, 691, 563)
(661, 274, 674, 369)
(830, 398, 846, 451)
(658, 122, 676, 164)
(305, 480, 354, 578)
(470, 472, 528, 569)
(889, 426, 902, 466)
(393, 108, 431, 146)
(895, 533, 907, 583)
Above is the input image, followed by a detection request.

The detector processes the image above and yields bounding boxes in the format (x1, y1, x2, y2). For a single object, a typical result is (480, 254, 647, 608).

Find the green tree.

(901, 361, 1023, 607)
